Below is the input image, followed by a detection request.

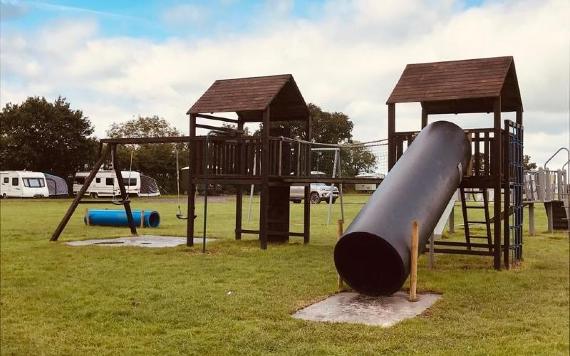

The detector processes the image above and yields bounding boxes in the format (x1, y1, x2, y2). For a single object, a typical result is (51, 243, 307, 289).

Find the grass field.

(1, 195, 568, 355)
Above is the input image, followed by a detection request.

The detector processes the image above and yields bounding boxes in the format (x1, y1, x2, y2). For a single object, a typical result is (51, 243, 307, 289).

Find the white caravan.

(73, 170, 141, 198)
(0, 171, 50, 198)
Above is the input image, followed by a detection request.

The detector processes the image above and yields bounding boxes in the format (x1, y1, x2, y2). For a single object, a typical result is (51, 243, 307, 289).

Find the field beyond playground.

(1, 195, 568, 355)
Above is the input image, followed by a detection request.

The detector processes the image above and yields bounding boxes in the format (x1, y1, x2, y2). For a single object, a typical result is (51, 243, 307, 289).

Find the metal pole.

(326, 149, 338, 225)
(247, 154, 256, 222)
(202, 132, 213, 253)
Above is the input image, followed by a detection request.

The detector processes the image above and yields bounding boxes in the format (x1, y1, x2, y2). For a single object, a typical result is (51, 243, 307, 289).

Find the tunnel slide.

(334, 121, 471, 296)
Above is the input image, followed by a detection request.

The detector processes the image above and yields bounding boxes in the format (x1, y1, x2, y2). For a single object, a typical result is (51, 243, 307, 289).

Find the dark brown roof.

(387, 56, 522, 113)
(188, 74, 309, 122)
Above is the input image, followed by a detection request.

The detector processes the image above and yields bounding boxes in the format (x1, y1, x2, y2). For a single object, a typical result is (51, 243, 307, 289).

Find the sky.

(1, 0, 569, 168)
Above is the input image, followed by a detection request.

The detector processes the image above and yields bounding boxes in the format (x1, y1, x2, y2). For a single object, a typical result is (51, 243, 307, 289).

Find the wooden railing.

(191, 136, 310, 178)
(392, 128, 500, 178)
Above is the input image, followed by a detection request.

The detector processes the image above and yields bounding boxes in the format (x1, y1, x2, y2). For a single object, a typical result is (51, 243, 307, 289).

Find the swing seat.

(176, 213, 197, 220)
(111, 199, 130, 206)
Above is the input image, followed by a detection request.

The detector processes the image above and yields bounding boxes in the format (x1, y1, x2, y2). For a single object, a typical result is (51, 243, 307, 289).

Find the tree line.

(0, 97, 381, 193)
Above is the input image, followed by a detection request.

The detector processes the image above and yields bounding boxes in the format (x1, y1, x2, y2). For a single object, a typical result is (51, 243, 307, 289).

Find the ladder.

(460, 187, 493, 251)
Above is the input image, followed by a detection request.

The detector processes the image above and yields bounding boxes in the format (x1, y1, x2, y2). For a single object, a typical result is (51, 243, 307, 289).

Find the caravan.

(0, 171, 50, 198)
(73, 170, 141, 198)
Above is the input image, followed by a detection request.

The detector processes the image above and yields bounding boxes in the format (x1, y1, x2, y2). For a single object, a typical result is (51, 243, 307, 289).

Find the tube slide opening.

(334, 232, 405, 296)
(146, 211, 160, 228)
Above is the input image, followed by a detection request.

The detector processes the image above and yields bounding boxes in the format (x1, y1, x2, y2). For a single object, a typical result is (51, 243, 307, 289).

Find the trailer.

(0, 171, 50, 198)
(73, 170, 141, 198)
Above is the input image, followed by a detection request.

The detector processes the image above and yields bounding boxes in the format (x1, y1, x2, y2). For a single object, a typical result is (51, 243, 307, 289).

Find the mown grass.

(1, 195, 568, 355)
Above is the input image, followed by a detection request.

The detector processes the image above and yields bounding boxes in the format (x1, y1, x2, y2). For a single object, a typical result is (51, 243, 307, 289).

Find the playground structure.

(524, 167, 569, 232)
(335, 56, 525, 296)
(50, 74, 381, 246)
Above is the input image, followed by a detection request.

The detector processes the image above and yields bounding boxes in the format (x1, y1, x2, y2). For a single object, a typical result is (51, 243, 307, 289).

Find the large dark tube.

(334, 121, 471, 296)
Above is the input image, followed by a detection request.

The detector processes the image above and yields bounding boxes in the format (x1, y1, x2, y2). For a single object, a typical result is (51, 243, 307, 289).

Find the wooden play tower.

(386, 56, 524, 269)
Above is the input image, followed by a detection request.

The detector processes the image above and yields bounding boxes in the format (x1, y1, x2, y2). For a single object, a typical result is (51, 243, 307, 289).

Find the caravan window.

(3, 177, 8, 183)
(74, 176, 85, 185)
(96, 178, 101, 183)
(106, 178, 114, 186)
(23, 178, 46, 188)
(12, 178, 18, 186)
(122, 178, 137, 186)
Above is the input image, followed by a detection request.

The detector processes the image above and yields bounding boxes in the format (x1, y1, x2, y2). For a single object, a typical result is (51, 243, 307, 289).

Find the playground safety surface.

(66, 235, 215, 248)
(293, 291, 441, 327)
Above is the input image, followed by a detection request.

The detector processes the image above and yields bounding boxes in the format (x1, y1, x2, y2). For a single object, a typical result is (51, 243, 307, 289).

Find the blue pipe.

(84, 209, 160, 228)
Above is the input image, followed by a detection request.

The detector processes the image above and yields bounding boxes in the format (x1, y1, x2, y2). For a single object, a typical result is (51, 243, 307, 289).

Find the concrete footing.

(293, 291, 440, 327)
(66, 235, 214, 248)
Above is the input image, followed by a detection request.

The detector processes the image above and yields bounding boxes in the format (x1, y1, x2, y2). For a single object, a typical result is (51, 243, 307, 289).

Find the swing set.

(50, 74, 382, 250)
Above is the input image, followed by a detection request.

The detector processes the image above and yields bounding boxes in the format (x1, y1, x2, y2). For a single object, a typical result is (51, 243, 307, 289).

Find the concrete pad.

(293, 291, 440, 327)
(66, 235, 215, 248)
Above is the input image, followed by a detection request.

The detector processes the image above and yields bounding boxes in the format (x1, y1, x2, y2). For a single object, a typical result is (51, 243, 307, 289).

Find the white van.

(73, 170, 141, 198)
(0, 171, 50, 198)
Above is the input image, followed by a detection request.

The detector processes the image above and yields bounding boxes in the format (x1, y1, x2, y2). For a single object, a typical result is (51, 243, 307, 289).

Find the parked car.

(0, 171, 50, 198)
(290, 183, 339, 204)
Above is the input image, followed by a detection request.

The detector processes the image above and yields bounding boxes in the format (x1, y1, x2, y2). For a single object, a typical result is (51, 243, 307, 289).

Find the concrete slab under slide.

(66, 235, 215, 248)
(293, 291, 441, 327)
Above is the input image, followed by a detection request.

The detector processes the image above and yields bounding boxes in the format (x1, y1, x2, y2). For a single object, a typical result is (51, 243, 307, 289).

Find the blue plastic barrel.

(84, 209, 160, 228)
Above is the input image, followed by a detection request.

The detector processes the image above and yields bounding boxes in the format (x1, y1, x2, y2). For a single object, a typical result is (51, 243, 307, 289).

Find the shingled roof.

(387, 56, 522, 114)
(188, 74, 309, 122)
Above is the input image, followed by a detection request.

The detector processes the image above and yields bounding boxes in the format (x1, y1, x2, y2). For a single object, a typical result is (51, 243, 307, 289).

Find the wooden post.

(187, 114, 197, 247)
(421, 108, 428, 128)
(337, 219, 344, 290)
(409, 220, 419, 302)
(303, 184, 310, 244)
(388, 103, 396, 170)
(448, 207, 455, 233)
(428, 234, 435, 269)
(493, 97, 502, 270)
(259, 108, 270, 249)
(528, 203, 535, 236)
(547, 203, 554, 233)
(303, 113, 312, 245)
(50, 144, 110, 241)
(235, 120, 244, 240)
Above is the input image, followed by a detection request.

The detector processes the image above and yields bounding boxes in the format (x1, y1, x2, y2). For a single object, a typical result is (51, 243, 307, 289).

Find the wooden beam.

(195, 124, 241, 133)
(50, 144, 110, 241)
(196, 113, 239, 123)
(101, 136, 191, 144)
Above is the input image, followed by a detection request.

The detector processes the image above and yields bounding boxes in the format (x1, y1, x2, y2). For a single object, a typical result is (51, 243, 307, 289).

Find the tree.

(106, 116, 185, 193)
(0, 96, 97, 178)
(523, 154, 537, 171)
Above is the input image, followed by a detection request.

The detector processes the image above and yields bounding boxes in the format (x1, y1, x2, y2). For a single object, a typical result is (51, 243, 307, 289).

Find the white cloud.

(1, 0, 568, 167)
